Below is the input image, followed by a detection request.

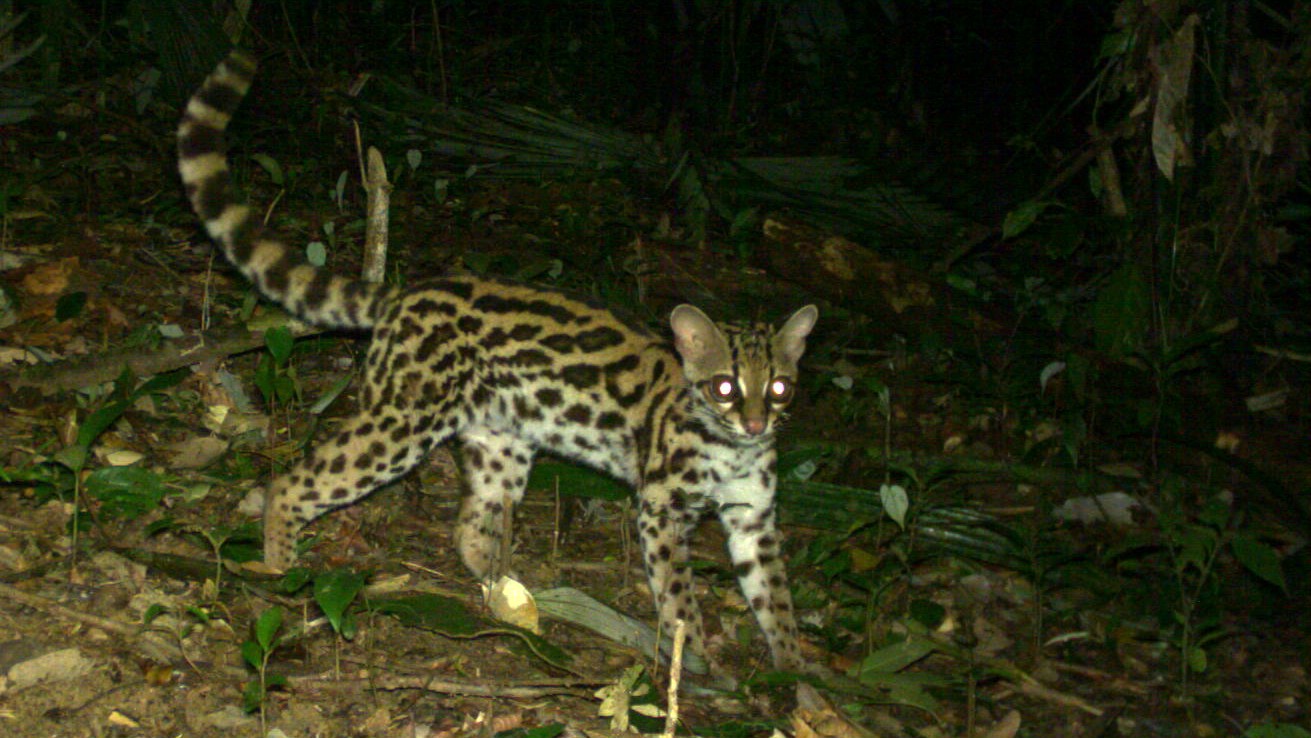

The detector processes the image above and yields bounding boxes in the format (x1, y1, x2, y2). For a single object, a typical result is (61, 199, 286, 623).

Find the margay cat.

(178, 50, 816, 671)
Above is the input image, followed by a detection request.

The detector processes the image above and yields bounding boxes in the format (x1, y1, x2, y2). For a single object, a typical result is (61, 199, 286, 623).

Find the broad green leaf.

(371, 594, 571, 666)
(253, 356, 276, 402)
(1001, 200, 1050, 239)
(369, 593, 481, 636)
(850, 670, 946, 715)
(75, 400, 130, 449)
(529, 460, 629, 501)
(314, 569, 367, 637)
(497, 725, 565, 738)
(1245, 724, 1311, 738)
(264, 325, 294, 365)
(132, 367, 188, 397)
(241, 680, 262, 712)
(851, 636, 936, 680)
(1231, 533, 1287, 592)
(274, 374, 297, 403)
(306, 241, 327, 267)
(1186, 645, 1207, 673)
(255, 607, 283, 653)
(250, 153, 284, 186)
(52, 444, 88, 473)
(85, 466, 165, 518)
(240, 640, 262, 670)
(879, 484, 909, 529)
(274, 567, 315, 594)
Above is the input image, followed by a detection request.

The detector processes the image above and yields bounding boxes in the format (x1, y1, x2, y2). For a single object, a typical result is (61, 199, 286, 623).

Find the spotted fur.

(179, 50, 817, 672)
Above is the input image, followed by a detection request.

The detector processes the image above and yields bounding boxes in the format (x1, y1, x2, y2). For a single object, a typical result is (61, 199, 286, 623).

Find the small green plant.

(312, 568, 367, 676)
(146, 520, 263, 598)
(1155, 476, 1286, 698)
(253, 324, 300, 409)
(241, 607, 288, 730)
(43, 368, 188, 565)
(143, 602, 215, 671)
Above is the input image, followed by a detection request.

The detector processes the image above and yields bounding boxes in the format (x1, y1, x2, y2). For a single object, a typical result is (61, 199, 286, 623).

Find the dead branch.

(0, 580, 181, 662)
(293, 672, 603, 700)
(0, 324, 324, 395)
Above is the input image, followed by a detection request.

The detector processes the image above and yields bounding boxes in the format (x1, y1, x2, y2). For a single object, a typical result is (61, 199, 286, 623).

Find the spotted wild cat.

(178, 50, 817, 671)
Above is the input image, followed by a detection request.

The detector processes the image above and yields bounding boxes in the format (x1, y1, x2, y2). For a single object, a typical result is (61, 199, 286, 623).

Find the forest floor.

(0, 62, 1308, 738)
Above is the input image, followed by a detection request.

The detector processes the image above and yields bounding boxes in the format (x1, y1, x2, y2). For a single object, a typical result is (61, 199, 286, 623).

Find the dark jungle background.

(0, 1, 1307, 736)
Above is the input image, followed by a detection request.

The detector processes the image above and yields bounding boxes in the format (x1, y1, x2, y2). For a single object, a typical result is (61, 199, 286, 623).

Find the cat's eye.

(709, 375, 739, 402)
(768, 377, 794, 403)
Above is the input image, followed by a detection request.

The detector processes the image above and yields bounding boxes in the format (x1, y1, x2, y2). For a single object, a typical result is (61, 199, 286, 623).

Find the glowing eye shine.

(710, 375, 738, 402)
(770, 377, 794, 402)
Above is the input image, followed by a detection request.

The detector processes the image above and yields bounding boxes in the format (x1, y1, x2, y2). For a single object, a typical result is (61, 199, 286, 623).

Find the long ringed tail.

(177, 50, 389, 330)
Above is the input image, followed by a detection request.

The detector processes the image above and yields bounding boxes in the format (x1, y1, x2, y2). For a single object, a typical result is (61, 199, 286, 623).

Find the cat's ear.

(775, 305, 818, 365)
(670, 304, 729, 366)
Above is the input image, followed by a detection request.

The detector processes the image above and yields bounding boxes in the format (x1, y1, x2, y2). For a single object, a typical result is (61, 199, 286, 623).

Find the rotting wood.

(758, 216, 1007, 342)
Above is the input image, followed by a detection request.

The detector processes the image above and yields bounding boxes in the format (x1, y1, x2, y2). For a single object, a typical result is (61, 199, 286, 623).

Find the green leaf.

(496, 724, 565, 738)
(1001, 200, 1050, 239)
(1092, 263, 1150, 357)
(848, 670, 946, 715)
(130, 367, 190, 399)
(529, 460, 629, 501)
(143, 603, 168, 624)
(1186, 645, 1207, 673)
(1245, 724, 1311, 738)
(274, 374, 297, 403)
(369, 593, 481, 636)
(55, 291, 87, 321)
(1231, 533, 1287, 592)
(254, 607, 283, 653)
(309, 374, 352, 414)
(306, 241, 327, 267)
(908, 599, 946, 630)
(370, 594, 572, 667)
(250, 153, 284, 186)
(240, 640, 263, 671)
(241, 677, 263, 712)
(851, 635, 937, 680)
(85, 466, 165, 518)
(314, 569, 367, 637)
(879, 483, 909, 529)
(253, 356, 276, 403)
(75, 400, 130, 449)
(264, 325, 294, 365)
(52, 444, 88, 473)
(274, 567, 315, 594)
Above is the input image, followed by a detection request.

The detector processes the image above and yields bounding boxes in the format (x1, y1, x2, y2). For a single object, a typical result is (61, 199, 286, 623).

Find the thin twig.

(0, 580, 180, 661)
(663, 618, 686, 738)
(293, 672, 603, 700)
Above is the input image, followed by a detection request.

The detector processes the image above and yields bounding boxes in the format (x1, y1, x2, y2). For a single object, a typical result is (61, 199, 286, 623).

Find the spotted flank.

(180, 50, 818, 672)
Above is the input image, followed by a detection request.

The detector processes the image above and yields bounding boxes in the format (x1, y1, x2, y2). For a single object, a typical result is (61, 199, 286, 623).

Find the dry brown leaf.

(20, 257, 79, 296)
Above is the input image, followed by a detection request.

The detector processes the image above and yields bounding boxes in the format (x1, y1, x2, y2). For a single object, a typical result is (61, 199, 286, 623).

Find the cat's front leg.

(716, 483, 802, 671)
(635, 487, 710, 668)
